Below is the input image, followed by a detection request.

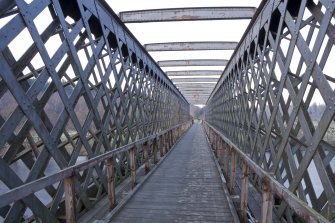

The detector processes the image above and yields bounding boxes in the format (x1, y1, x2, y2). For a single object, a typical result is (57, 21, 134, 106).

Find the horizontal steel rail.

(204, 121, 329, 223)
(0, 122, 191, 217)
(158, 59, 228, 67)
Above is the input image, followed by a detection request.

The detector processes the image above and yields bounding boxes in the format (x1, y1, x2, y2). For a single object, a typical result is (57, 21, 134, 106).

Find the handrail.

(203, 121, 329, 223)
(0, 121, 191, 209)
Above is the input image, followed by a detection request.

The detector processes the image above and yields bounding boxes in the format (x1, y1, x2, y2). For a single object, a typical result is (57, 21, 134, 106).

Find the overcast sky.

(107, 0, 262, 105)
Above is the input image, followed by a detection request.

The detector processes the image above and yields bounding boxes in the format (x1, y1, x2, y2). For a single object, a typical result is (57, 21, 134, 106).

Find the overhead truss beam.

(172, 78, 219, 82)
(145, 42, 237, 51)
(158, 59, 228, 67)
(119, 7, 256, 23)
(167, 70, 223, 76)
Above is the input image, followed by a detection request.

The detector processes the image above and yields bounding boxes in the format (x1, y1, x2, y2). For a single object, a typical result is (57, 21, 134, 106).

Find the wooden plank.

(106, 124, 235, 222)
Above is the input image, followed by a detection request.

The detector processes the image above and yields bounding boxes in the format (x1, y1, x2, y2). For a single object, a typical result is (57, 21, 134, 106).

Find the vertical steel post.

(159, 135, 164, 157)
(129, 148, 137, 188)
(240, 162, 249, 223)
(224, 143, 230, 177)
(261, 178, 273, 223)
(143, 143, 150, 173)
(229, 149, 236, 193)
(153, 138, 158, 164)
(64, 176, 76, 223)
(106, 158, 116, 209)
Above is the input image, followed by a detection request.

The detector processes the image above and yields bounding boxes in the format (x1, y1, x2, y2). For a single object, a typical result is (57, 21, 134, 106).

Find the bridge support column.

(106, 158, 116, 209)
(179, 126, 181, 137)
(217, 139, 223, 165)
(159, 135, 164, 157)
(64, 175, 76, 223)
(143, 143, 150, 173)
(229, 149, 236, 193)
(129, 148, 137, 188)
(240, 162, 249, 223)
(224, 143, 230, 177)
(153, 138, 158, 164)
(162, 134, 167, 154)
(216, 136, 219, 152)
(261, 178, 273, 223)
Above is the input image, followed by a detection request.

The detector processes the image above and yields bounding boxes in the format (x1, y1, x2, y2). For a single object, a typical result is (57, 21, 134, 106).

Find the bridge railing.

(0, 0, 189, 222)
(206, 0, 335, 222)
(0, 121, 191, 222)
(205, 121, 328, 223)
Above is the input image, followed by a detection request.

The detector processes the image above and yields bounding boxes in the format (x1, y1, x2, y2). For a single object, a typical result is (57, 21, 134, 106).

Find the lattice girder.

(206, 0, 335, 221)
(0, 0, 188, 221)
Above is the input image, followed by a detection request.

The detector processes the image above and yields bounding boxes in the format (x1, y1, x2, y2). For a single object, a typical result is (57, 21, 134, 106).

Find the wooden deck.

(101, 123, 238, 222)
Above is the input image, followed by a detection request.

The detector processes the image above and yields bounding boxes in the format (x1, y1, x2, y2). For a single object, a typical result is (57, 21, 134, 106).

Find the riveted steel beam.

(119, 7, 256, 23)
(172, 78, 219, 83)
(181, 87, 213, 90)
(158, 59, 228, 67)
(181, 90, 212, 93)
(176, 84, 215, 89)
(145, 42, 237, 51)
(186, 93, 210, 96)
(167, 70, 223, 76)
(179, 90, 214, 93)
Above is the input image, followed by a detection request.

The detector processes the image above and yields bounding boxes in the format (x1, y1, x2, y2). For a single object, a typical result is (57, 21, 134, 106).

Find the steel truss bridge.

(0, 0, 334, 222)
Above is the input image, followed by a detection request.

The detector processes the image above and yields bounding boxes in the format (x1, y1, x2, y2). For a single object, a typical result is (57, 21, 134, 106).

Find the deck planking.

(105, 123, 236, 222)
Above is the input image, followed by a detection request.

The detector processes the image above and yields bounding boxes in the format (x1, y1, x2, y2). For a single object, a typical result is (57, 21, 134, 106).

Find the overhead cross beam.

(167, 70, 223, 76)
(182, 91, 211, 94)
(119, 7, 256, 23)
(145, 42, 237, 51)
(176, 84, 216, 89)
(172, 78, 219, 82)
(178, 87, 214, 92)
(158, 59, 228, 67)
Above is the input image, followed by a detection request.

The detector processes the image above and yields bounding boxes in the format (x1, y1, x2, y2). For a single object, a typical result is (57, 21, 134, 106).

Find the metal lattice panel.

(0, 0, 188, 221)
(206, 0, 335, 221)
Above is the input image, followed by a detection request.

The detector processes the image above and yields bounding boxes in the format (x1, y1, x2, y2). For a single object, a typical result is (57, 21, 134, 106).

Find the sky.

(108, 0, 262, 106)
(0, 0, 262, 106)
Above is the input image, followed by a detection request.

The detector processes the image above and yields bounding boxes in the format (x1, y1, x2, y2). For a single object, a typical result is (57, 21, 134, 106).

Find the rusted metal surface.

(119, 7, 256, 23)
(145, 42, 237, 51)
(158, 59, 228, 67)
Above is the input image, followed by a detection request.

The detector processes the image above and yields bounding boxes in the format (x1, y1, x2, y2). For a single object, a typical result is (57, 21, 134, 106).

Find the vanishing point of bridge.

(0, 0, 335, 222)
